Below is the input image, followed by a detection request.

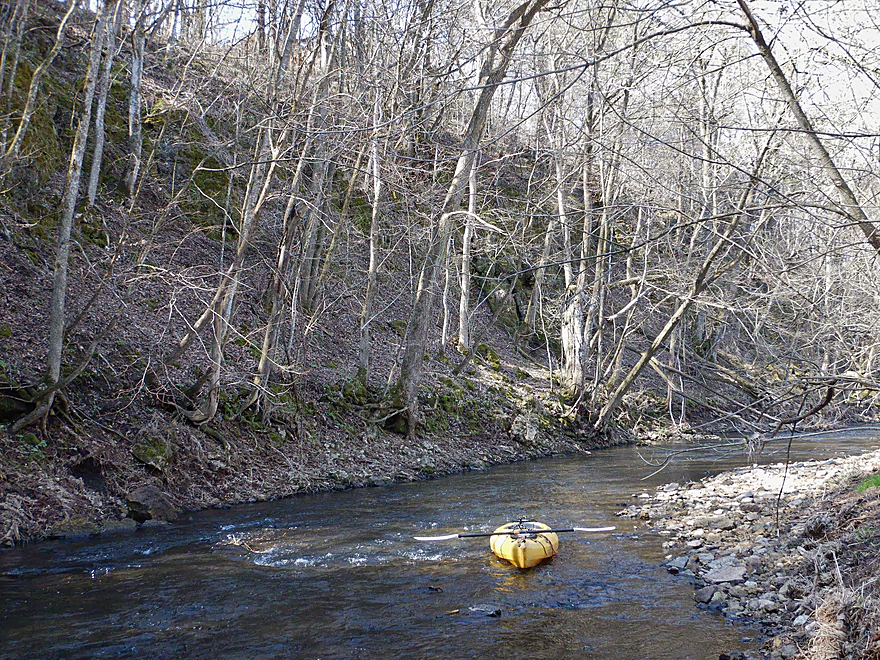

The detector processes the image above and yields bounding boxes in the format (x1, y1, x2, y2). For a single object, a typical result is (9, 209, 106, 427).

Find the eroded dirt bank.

(620, 448, 880, 660)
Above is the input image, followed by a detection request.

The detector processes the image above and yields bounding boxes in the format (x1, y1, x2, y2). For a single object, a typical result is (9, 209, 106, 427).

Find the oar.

(414, 526, 616, 542)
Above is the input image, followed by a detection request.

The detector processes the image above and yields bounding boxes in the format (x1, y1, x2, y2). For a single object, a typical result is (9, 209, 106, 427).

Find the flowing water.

(2, 429, 879, 659)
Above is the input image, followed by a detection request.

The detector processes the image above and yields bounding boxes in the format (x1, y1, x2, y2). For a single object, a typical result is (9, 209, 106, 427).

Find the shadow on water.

(1, 429, 878, 659)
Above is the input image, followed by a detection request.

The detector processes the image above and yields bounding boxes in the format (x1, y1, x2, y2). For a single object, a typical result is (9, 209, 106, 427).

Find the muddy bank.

(620, 447, 880, 659)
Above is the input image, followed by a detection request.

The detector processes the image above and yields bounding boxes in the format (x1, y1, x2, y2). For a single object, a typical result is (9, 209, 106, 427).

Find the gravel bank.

(619, 448, 880, 660)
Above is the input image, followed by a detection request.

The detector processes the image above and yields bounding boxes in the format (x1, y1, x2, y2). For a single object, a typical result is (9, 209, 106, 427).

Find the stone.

(666, 556, 688, 572)
(126, 485, 179, 524)
(744, 555, 763, 572)
(694, 585, 717, 603)
(728, 585, 748, 599)
(131, 434, 174, 472)
(792, 614, 810, 626)
(711, 516, 736, 531)
(48, 515, 99, 539)
(704, 565, 747, 583)
(468, 604, 502, 617)
(723, 602, 744, 616)
(99, 518, 139, 534)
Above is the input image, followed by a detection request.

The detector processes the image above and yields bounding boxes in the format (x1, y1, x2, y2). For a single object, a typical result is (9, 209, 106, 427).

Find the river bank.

(620, 444, 880, 659)
(0, 369, 616, 545)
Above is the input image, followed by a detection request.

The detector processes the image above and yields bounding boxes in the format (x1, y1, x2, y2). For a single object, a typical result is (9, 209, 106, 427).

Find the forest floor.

(620, 447, 880, 660)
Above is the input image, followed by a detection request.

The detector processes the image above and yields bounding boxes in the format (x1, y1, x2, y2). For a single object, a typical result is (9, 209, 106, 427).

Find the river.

(2, 429, 878, 659)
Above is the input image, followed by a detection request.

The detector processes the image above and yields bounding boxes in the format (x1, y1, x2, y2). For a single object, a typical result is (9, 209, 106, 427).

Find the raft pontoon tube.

(489, 521, 559, 569)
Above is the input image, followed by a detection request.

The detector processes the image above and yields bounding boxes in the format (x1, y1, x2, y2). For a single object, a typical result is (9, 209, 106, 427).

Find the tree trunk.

(358, 91, 383, 379)
(241, 126, 315, 412)
(12, 3, 110, 431)
(391, 0, 551, 435)
(457, 155, 477, 351)
(0, 0, 29, 101)
(592, 141, 773, 432)
(125, 0, 146, 198)
(87, 0, 122, 207)
(549, 115, 584, 392)
(736, 0, 880, 257)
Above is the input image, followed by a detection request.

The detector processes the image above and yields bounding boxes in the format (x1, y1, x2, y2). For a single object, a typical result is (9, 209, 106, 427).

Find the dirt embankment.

(620, 449, 880, 660)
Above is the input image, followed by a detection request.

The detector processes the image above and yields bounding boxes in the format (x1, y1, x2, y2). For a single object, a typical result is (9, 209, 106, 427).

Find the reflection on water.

(1, 429, 878, 659)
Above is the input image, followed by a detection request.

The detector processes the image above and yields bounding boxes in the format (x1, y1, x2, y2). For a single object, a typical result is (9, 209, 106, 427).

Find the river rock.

(694, 585, 717, 603)
(666, 556, 688, 573)
(704, 565, 747, 583)
(126, 485, 178, 523)
(468, 604, 502, 617)
(711, 516, 736, 531)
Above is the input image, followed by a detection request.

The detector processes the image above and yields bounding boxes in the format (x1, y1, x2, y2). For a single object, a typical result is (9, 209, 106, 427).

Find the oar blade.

(572, 526, 616, 533)
(413, 533, 460, 542)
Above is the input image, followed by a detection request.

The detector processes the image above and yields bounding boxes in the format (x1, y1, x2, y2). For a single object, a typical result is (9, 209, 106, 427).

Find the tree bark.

(125, 0, 146, 198)
(0, 0, 29, 101)
(457, 155, 477, 352)
(358, 90, 384, 379)
(12, 3, 110, 431)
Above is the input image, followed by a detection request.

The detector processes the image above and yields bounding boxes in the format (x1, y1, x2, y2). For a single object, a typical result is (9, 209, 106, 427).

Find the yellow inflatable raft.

(489, 521, 559, 569)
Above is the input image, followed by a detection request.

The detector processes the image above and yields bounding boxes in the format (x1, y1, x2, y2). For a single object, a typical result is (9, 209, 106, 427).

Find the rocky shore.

(619, 447, 880, 660)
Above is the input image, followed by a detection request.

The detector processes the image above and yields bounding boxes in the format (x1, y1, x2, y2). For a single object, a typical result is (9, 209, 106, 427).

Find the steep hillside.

(0, 2, 636, 544)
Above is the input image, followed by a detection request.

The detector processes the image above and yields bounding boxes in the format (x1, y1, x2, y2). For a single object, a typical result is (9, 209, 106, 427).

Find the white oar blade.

(414, 534, 460, 542)
(572, 526, 616, 533)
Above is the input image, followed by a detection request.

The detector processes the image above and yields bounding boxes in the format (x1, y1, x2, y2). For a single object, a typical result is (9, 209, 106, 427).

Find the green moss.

(0, 326, 11, 339)
(80, 217, 109, 246)
(424, 409, 449, 432)
(476, 343, 501, 371)
(857, 473, 880, 493)
(390, 320, 408, 337)
(132, 436, 173, 471)
(514, 367, 530, 380)
(49, 515, 99, 539)
(341, 378, 369, 405)
(346, 194, 373, 234)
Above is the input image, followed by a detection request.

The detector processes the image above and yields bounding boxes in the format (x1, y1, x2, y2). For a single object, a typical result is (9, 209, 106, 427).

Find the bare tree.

(391, 0, 552, 435)
(12, 1, 111, 430)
